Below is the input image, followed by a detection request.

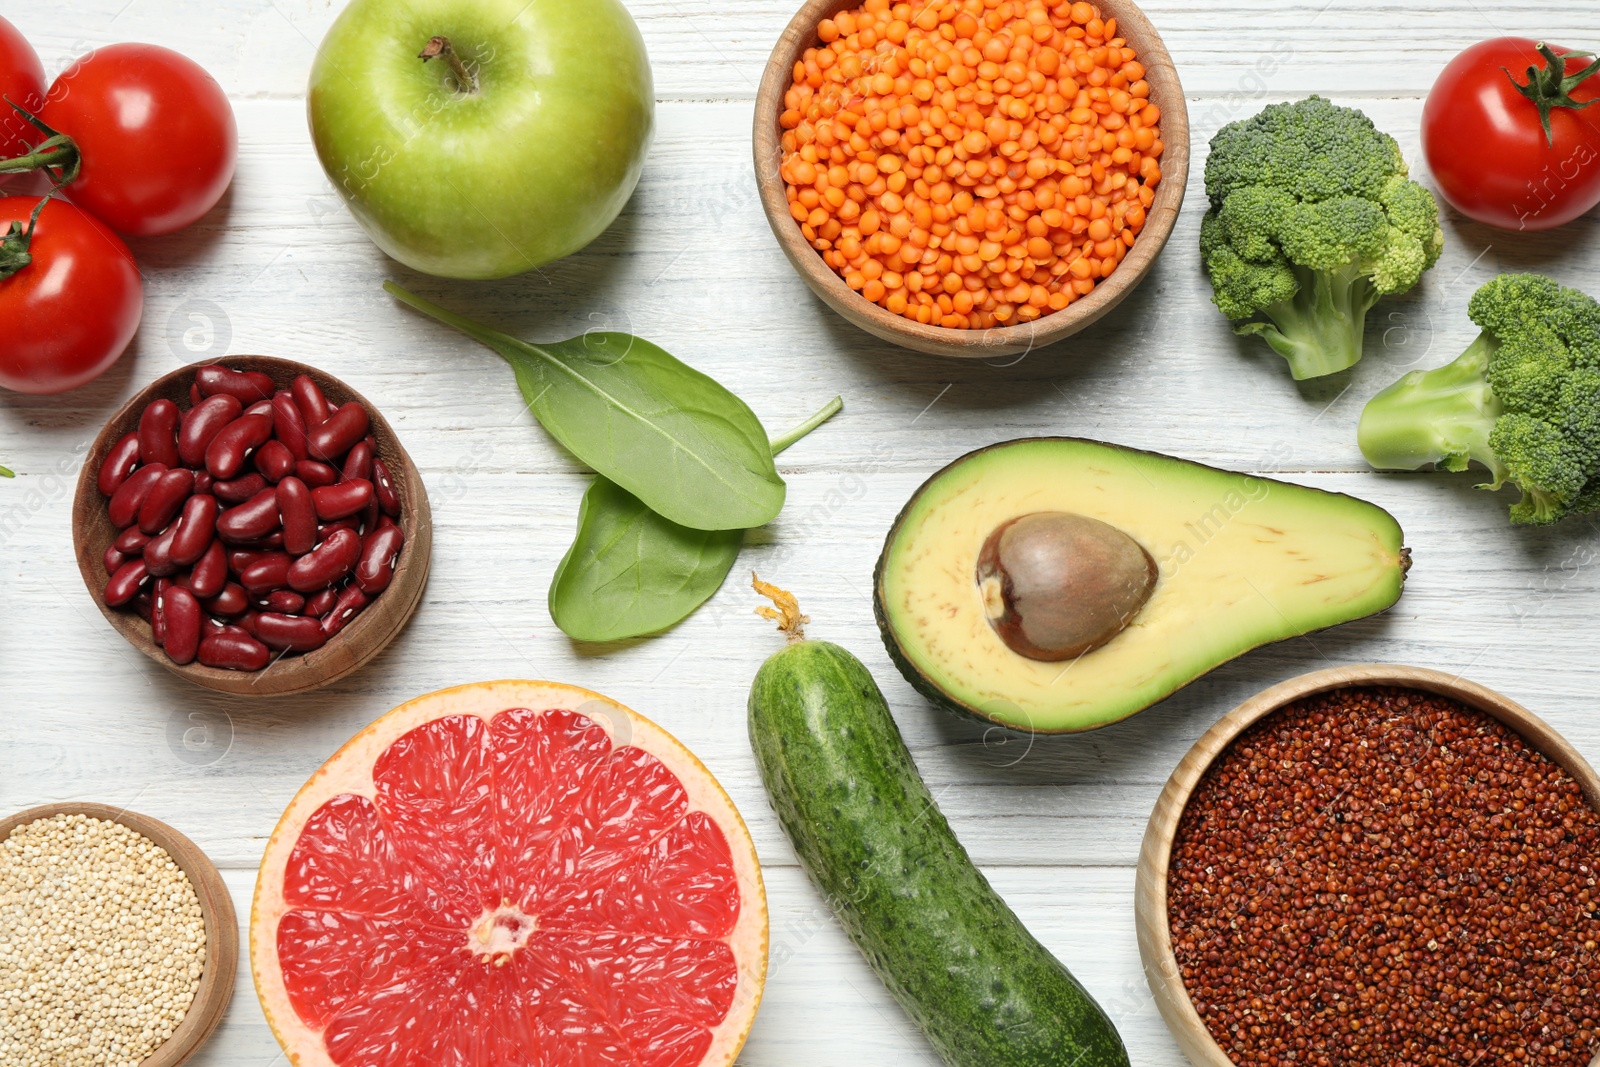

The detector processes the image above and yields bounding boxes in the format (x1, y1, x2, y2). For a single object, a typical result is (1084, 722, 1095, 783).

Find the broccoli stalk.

(1239, 261, 1387, 380)
(1358, 274, 1600, 526)
(1358, 332, 1506, 481)
(1200, 96, 1444, 380)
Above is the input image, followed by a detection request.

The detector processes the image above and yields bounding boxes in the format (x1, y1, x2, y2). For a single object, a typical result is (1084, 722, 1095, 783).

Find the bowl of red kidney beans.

(72, 357, 432, 696)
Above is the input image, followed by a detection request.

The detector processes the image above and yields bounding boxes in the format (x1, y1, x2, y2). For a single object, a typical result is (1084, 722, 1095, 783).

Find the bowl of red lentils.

(1137, 665, 1600, 1067)
(754, 0, 1188, 358)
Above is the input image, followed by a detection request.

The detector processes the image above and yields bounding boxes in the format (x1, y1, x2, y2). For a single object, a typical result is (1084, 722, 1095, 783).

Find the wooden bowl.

(0, 802, 237, 1067)
(72, 356, 432, 697)
(753, 0, 1189, 358)
(1135, 665, 1600, 1067)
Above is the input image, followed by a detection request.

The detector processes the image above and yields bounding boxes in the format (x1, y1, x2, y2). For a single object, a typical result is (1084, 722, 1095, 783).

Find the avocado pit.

(976, 511, 1158, 661)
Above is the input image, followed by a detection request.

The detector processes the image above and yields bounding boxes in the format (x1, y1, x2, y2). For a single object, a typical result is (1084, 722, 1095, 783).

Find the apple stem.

(419, 36, 478, 94)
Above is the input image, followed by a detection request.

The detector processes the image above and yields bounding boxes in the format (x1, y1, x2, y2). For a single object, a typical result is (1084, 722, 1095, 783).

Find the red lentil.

(779, 0, 1162, 330)
(1169, 686, 1600, 1067)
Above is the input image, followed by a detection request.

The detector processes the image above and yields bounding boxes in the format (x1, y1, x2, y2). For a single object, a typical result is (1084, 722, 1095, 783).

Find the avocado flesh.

(874, 438, 1408, 733)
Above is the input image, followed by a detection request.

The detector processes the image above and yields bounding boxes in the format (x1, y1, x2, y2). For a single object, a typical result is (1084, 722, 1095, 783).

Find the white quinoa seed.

(0, 814, 206, 1067)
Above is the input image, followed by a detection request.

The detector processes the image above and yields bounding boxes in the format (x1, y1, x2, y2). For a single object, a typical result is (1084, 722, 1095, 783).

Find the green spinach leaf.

(549, 397, 842, 642)
(386, 282, 784, 531)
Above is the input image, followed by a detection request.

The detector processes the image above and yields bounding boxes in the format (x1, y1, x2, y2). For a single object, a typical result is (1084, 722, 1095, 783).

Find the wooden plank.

(191, 864, 1181, 1066)
(7, 467, 1600, 870)
(1, 98, 1594, 483)
(10, 0, 1595, 99)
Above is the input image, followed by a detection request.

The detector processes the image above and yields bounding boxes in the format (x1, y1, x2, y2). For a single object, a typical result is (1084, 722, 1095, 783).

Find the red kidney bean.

(312, 479, 372, 521)
(355, 523, 405, 594)
(291, 374, 331, 425)
(177, 393, 242, 467)
(114, 526, 152, 554)
(303, 587, 338, 617)
(107, 463, 168, 529)
(151, 578, 171, 646)
(240, 552, 293, 594)
(217, 487, 282, 544)
(255, 612, 327, 652)
(202, 582, 248, 617)
(289, 528, 360, 592)
(189, 383, 204, 407)
(103, 544, 128, 575)
(245, 399, 275, 417)
(188, 540, 228, 599)
(206, 413, 273, 480)
(170, 494, 218, 566)
(293, 460, 338, 488)
(98, 432, 142, 497)
(196, 365, 274, 405)
(133, 591, 155, 621)
(264, 590, 305, 614)
(308, 402, 369, 462)
(320, 584, 370, 638)
(360, 496, 379, 536)
(104, 559, 150, 607)
(257, 531, 285, 549)
(214, 472, 267, 504)
(272, 392, 310, 460)
(198, 630, 271, 671)
(228, 549, 267, 573)
(137, 467, 194, 535)
(340, 441, 373, 483)
(254, 439, 295, 483)
(161, 586, 202, 664)
(371, 457, 400, 517)
(137, 399, 181, 468)
(142, 524, 182, 578)
(193, 471, 214, 496)
(276, 477, 316, 556)
(316, 517, 361, 540)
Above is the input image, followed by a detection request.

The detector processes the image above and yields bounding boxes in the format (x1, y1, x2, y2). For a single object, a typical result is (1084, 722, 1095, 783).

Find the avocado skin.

(873, 437, 1409, 734)
(749, 638, 1130, 1067)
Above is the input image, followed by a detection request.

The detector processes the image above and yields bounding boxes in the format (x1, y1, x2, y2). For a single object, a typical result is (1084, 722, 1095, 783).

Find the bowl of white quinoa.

(0, 804, 236, 1067)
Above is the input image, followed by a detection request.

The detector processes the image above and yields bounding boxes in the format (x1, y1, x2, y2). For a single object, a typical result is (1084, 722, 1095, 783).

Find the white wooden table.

(4, 2, 1600, 1064)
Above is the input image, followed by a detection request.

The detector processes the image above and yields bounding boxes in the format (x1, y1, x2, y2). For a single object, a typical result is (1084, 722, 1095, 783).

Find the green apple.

(309, 0, 653, 279)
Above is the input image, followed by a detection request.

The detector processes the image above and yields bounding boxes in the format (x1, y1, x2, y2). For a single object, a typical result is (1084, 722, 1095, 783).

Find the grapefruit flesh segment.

(259, 686, 765, 1067)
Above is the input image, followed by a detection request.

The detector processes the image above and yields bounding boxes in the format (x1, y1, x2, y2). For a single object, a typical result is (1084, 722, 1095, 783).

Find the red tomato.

(39, 43, 236, 236)
(0, 15, 46, 188)
(1422, 37, 1600, 231)
(0, 196, 143, 394)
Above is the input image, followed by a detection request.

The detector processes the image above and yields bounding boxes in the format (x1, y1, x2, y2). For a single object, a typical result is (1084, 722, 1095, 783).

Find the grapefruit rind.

(250, 680, 768, 1067)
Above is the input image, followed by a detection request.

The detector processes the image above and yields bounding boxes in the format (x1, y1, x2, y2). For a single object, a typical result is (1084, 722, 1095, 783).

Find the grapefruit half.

(251, 680, 767, 1067)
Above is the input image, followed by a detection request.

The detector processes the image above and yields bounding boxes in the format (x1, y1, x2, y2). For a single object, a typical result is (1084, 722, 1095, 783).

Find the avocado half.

(873, 438, 1410, 733)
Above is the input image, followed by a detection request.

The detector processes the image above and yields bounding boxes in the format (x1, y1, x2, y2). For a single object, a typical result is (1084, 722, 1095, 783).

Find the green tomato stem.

(769, 396, 843, 455)
(418, 36, 478, 95)
(0, 100, 81, 186)
(1505, 42, 1600, 146)
(0, 195, 52, 284)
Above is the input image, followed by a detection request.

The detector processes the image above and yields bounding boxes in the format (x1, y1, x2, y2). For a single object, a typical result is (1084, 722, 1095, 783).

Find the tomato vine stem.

(0, 100, 80, 186)
(0, 194, 52, 283)
(1505, 42, 1600, 146)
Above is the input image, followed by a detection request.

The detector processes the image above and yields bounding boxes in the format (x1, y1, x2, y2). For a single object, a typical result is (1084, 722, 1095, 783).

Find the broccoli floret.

(1358, 274, 1600, 525)
(1201, 96, 1445, 380)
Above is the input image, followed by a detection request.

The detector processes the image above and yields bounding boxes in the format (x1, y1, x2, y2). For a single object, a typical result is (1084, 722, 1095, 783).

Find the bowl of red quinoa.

(1136, 665, 1600, 1067)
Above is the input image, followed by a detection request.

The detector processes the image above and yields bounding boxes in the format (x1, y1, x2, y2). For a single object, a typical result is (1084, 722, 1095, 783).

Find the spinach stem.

(769, 396, 843, 455)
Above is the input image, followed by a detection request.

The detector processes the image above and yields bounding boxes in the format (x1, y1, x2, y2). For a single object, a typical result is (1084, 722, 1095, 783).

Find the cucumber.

(748, 594, 1130, 1066)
